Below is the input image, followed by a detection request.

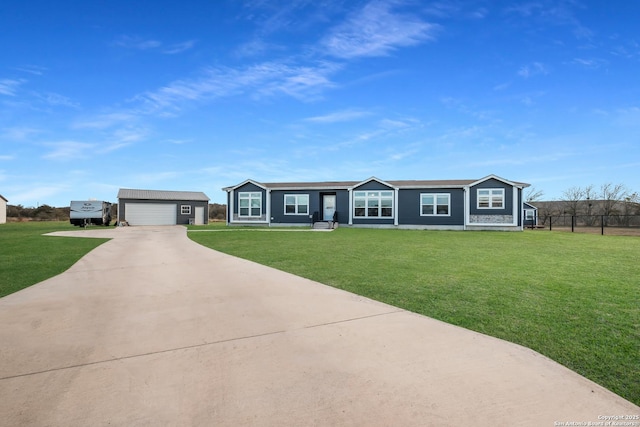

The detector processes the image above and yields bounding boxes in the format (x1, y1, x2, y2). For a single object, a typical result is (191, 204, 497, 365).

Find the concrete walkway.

(0, 226, 636, 426)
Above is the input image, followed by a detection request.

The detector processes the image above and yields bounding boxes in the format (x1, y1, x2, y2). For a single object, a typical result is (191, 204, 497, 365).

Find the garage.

(117, 189, 210, 226)
(125, 203, 177, 226)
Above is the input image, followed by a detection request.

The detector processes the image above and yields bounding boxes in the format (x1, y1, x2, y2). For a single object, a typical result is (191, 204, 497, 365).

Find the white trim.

(419, 193, 451, 216)
(351, 176, 397, 191)
(180, 205, 191, 215)
(512, 186, 518, 227)
(284, 194, 310, 215)
(267, 189, 271, 226)
(228, 189, 234, 225)
(394, 189, 398, 226)
(477, 188, 505, 209)
(464, 187, 469, 230)
(238, 191, 263, 218)
(469, 174, 523, 189)
(348, 188, 353, 225)
(352, 189, 394, 219)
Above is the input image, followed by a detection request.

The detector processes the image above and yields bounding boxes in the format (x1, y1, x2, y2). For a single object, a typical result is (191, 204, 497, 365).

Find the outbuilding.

(0, 194, 7, 224)
(117, 189, 210, 226)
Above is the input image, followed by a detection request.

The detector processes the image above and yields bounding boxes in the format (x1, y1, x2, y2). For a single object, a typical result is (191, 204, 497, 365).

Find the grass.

(188, 224, 640, 405)
(0, 221, 109, 298)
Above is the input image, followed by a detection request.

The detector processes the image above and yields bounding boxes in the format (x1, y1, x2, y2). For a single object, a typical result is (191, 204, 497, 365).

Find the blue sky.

(1, 0, 639, 206)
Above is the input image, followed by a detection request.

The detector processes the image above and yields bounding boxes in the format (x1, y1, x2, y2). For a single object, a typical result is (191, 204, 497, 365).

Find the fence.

(532, 215, 640, 236)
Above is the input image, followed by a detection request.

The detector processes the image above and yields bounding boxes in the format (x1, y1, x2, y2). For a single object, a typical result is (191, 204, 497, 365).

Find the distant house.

(117, 189, 210, 226)
(523, 202, 538, 228)
(0, 194, 7, 224)
(223, 174, 530, 231)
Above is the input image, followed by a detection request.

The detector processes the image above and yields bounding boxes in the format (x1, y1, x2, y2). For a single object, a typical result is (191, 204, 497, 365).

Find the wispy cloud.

(0, 155, 15, 161)
(304, 109, 371, 123)
(569, 57, 608, 69)
(73, 113, 138, 129)
(1, 126, 42, 140)
(0, 78, 26, 96)
(113, 35, 162, 50)
(163, 40, 197, 54)
(42, 141, 96, 160)
(321, 0, 438, 59)
(112, 35, 195, 54)
(13, 65, 47, 76)
(518, 62, 548, 78)
(135, 60, 341, 113)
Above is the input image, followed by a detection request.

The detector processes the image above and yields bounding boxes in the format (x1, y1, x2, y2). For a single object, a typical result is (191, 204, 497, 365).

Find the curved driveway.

(0, 226, 637, 426)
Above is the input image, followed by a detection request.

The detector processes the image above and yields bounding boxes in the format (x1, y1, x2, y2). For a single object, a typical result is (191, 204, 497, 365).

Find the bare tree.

(600, 183, 627, 225)
(561, 186, 585, 216)
(525, 187, 544, 203)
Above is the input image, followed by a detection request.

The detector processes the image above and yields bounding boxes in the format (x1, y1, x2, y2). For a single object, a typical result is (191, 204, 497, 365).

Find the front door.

(323, 195, 336, 221)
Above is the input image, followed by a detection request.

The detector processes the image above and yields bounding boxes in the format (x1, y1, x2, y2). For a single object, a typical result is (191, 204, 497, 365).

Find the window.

(421, 194, 450, 216)
(239, 192, 262, 217)
(525, 209, 535, 220)
(181, 205, 191, 215)
(354, 190, 393, 218)
(284, 194, 309, 215)
(477, 189, 504, 209)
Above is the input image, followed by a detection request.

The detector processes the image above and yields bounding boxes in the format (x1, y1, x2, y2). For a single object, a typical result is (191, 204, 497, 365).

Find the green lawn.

(188, 225, 640, 405)
(0, 222, 109, 298)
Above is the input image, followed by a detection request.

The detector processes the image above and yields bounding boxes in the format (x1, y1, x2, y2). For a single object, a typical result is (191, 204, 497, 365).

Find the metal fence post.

(601, 215, 604, 235)
(571, 215, 574, 232)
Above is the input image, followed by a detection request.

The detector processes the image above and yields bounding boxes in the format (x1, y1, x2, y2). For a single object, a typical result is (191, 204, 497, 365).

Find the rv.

(70, 201, 112, 227)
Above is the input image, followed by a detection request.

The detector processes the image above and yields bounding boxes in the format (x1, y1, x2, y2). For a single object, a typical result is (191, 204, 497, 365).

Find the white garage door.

(125, 203, 177, 225)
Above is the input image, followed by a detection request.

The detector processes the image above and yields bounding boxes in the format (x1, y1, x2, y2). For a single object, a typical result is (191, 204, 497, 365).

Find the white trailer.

(70, 201, 112, 227)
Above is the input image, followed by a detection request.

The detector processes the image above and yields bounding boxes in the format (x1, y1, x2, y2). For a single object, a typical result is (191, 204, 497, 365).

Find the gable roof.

(117, 189, 209, 201)
(468, 174, 528, 188)
(0, 194, 7, 202)
(225, 176, 529, 191)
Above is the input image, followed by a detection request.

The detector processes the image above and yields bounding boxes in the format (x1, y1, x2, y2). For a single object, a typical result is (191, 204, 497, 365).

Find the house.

(117, 189, 210, 226)
(0, 194, 7, 224)
(223, 175, 530, 231)
(523, 202, 538, 228)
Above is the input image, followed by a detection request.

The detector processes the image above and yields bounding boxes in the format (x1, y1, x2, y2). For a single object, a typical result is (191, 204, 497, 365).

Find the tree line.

(527, 183, 640, 225)
(6, 203, 228, 221)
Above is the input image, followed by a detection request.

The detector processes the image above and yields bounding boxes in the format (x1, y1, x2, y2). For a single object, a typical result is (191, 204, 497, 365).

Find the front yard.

(188, 225, 640, 406)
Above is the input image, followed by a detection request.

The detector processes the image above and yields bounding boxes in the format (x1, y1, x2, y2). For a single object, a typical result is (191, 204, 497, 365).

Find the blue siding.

(270, 189, 350, 224)
(232, 182, 267, 216)
(397, 188, 465, 226)
(469, 178, 514, 215)
(351, 180, 395, 225)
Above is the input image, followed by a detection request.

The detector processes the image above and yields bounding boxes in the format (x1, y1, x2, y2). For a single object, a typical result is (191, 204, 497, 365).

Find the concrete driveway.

(0, 226, 637, 426)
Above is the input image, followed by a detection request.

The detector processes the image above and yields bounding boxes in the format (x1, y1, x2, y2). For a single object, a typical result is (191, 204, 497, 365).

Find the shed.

(0, 194, 7, 224)
(117, 189, 210, 226)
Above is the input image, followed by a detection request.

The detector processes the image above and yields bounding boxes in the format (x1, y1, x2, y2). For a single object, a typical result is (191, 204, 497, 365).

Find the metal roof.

(117, 189, 209, 201)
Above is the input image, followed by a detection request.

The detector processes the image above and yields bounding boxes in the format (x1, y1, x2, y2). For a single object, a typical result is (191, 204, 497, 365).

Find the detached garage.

(117, 189, 210, 226)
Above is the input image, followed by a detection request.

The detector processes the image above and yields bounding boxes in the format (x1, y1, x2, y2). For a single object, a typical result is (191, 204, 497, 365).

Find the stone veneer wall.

(469, 214, 513, 224)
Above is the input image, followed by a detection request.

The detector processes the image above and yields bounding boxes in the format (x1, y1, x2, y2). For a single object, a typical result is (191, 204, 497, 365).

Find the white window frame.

(525, 209, 535, 220)
(420, 193, 451, 216)
(353, 190, 394, 218)
(284, 194, 309, 215)
(181, 205, 191, 215)
(477, 188, 504, 209)
(238, 192, 262, 217)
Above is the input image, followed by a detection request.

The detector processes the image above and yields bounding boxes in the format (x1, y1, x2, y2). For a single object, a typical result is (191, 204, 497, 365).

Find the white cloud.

(163, 40, 197, 54)
(113, 35, 162, 50)
(321, 0, 438, 59)
(518, 62, 548, 78)
(135, 60, 341, 113)
(42, 141, 96, 160)
(0, 78, 25, 96)
(304, 109, 371, 123)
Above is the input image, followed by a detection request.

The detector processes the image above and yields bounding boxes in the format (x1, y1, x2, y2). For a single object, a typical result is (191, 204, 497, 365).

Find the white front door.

(323, 195, 336, 221)
(195, 206, 205, 225)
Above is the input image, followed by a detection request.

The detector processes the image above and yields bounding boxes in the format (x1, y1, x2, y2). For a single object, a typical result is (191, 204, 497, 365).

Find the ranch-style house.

(223, 174, 531, 231)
